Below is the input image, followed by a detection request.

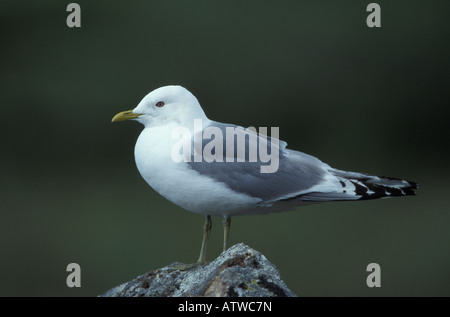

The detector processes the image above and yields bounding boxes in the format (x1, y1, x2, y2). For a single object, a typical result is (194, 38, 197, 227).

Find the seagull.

(112, 85, 417, 264)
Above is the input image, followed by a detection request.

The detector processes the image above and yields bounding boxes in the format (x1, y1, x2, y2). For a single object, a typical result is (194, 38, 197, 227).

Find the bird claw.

(169, 261, 208, 271)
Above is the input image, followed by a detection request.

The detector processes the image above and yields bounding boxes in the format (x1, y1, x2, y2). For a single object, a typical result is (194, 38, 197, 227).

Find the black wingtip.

(378, 176, 418, 189)
(354, 178, 418, 200)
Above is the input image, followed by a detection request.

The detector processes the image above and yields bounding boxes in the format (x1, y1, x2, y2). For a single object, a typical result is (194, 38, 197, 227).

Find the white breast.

(134, 125, 260, 217)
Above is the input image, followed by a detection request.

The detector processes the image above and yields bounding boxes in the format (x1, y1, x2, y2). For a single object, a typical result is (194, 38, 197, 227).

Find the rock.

(100, 243, 297, 297)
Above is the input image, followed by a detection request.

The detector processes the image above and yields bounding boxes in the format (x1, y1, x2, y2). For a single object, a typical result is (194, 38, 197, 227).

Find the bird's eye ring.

(155, 101, 165, 108)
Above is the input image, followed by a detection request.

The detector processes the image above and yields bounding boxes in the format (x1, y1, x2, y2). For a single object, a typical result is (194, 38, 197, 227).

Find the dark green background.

(1, 0, 449, 296)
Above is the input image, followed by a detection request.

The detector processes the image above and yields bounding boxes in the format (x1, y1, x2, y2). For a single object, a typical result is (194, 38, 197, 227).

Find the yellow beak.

(111, 110, 142, 122)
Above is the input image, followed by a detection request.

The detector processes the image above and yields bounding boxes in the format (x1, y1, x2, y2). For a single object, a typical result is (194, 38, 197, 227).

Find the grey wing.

(186, 121, 417, 206)
(186, 121, 328, 202)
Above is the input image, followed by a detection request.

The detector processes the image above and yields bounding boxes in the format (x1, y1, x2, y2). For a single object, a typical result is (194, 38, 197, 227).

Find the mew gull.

(112, 85, 417, 264)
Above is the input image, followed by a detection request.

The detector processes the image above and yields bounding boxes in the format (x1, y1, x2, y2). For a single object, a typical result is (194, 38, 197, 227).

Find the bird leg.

(222, 216, 231, 252)
(170, 215, 230, 271)
(170, 215, 212, 271)
(197, 215, 212, 264)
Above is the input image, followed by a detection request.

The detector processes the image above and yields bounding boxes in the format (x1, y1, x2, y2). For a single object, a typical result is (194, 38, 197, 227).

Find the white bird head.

(112, 85, 207, 127)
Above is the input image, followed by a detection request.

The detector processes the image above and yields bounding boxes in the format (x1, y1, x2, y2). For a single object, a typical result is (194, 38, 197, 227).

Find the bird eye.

(155, 101, 165, 108)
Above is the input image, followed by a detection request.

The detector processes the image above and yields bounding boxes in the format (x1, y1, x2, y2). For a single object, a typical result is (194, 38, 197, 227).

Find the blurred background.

(0, 0, 449, 296)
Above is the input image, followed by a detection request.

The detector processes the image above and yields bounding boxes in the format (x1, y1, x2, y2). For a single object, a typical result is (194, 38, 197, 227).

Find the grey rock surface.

(100, 243, 297, 297)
